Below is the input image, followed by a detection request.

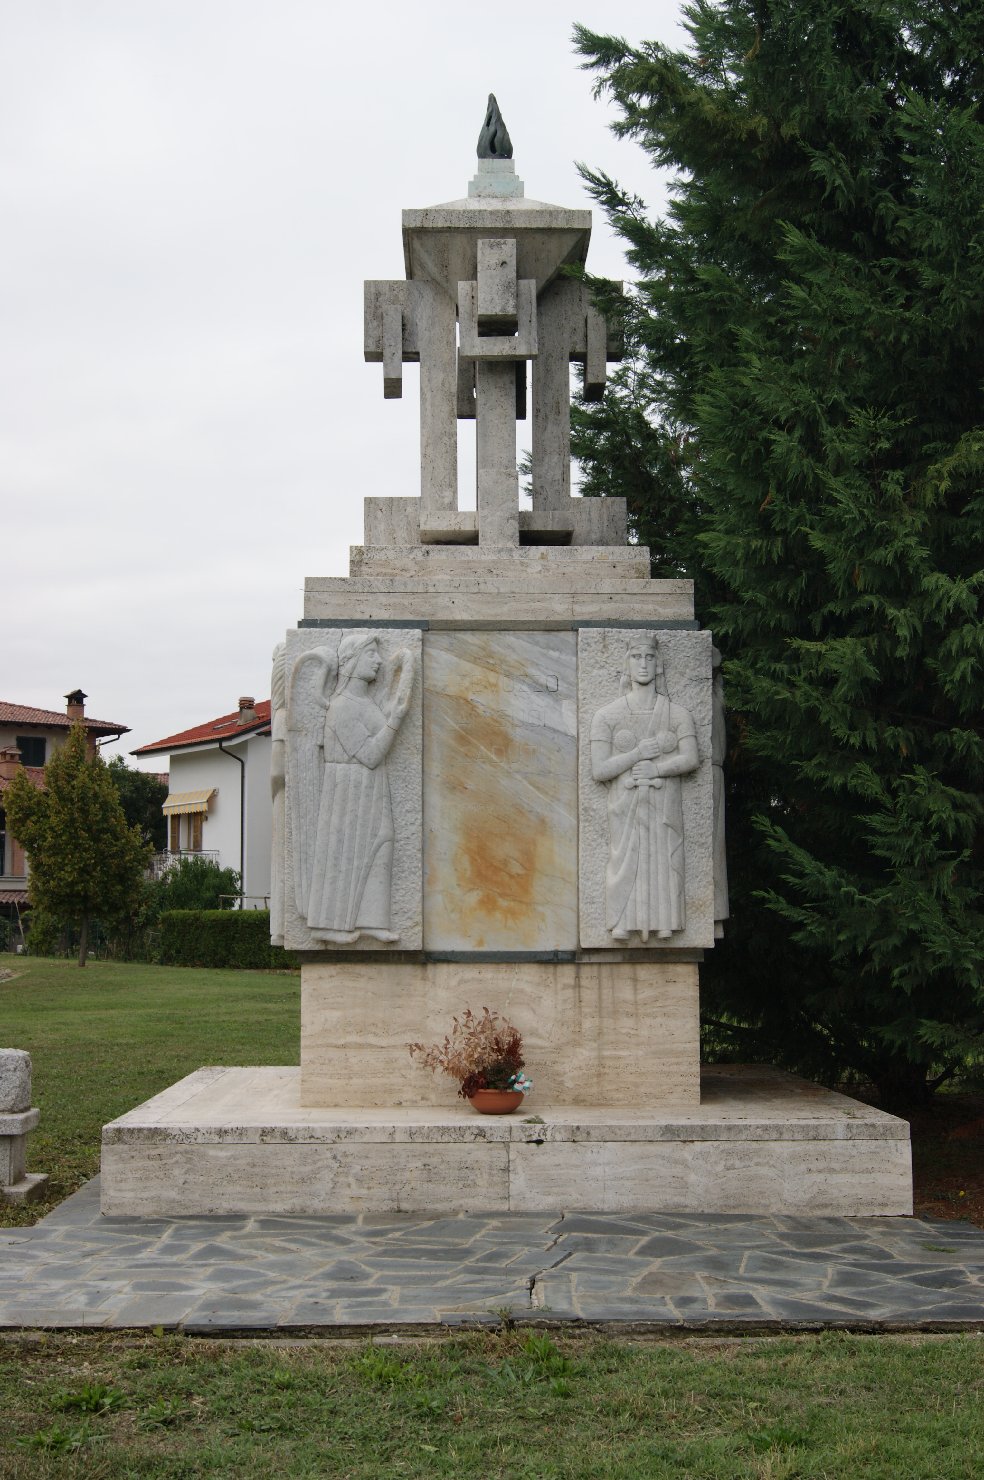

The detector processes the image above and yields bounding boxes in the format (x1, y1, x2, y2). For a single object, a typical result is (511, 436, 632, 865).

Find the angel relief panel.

(282, 628, 423, 951)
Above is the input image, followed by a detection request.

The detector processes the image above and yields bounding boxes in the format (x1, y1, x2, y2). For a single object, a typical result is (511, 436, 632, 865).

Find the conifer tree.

(573, 0, 984, 1106)
(5, 725, 151, 966)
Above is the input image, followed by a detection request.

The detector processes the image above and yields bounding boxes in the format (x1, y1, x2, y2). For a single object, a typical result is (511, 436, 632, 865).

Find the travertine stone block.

(459, 279, 536, 360)
(423, 630, 577, 950)
(283, 627, 423, 951)
(347, 544, 653, 580)
(0, 1134, 26, 1186)
(0, 1050, 31, 1112)
(302, 590, 699, 625)
(100, 1066, 912, 1217)
(579, 628, 714, 950)
(362, 497, 421, 547)
(300, 959, 700, 1108)
(476, 238, 518, 330)
(102, 1140, 510, 1217)
(507, 1137, 913, 1216)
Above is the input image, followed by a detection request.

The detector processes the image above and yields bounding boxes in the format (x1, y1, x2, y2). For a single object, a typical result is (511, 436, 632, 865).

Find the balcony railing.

(149, 850, 221, 880)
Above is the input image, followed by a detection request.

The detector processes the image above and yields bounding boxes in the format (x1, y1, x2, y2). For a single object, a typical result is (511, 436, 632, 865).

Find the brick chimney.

(237, 696, 257, 726)
(65, 689, 87, 722)
(0, 746, 22, 781)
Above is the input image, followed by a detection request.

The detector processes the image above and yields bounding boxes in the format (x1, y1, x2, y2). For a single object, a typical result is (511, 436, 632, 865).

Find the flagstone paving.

(1, 1180, 982, 1332)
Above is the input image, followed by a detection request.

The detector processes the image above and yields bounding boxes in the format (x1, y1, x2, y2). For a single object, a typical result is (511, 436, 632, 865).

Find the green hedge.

(159, 910, 299, 970)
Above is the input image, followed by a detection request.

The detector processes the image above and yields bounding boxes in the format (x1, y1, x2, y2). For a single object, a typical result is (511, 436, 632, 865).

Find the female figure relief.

(289, 632, 415, 945)
(591, 636, 699, 942)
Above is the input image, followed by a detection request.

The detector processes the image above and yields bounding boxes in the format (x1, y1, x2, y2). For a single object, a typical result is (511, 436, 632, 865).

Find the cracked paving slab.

(0, 1180, 982, 1331)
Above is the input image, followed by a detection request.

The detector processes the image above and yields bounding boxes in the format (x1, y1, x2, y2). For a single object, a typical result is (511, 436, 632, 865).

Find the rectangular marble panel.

(282, 627, 422, 952)
(579, 628, 714, 950)
(301, 960, 699, 1109)
(101, 1141, 509, 1217)
(423, 630, 577, 950)
(508, 1139, 914, 1216)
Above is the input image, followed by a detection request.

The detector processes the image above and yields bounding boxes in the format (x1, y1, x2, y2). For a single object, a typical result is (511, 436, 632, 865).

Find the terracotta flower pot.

(468, 1089, 525, 1115)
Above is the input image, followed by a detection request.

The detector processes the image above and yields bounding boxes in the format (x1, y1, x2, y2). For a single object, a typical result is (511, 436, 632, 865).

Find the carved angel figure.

(288, 632, 415, 945)
(590, 635, 699, 942)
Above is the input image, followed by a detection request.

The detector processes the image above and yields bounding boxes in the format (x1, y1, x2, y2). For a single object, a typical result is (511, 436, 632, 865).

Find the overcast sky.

(2, 1, 688, 765)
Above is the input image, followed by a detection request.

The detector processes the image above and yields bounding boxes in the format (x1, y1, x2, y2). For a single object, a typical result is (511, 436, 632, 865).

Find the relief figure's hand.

(631, 760, 657, 781)
(637, 737, 661, 760)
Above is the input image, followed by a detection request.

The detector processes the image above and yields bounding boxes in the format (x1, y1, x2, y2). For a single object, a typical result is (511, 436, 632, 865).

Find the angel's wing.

(287, 645, 334, 917)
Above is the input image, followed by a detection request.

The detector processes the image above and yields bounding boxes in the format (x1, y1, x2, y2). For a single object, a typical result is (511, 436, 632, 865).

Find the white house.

(133, 697, 272, 909)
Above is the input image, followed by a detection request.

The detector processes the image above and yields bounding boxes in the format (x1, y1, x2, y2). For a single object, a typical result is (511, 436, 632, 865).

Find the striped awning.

(162, 788, 215, 817)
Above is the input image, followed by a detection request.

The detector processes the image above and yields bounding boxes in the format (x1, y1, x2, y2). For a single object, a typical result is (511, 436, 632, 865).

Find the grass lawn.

(0, 954, 299, 1226)
(0, 1329, 982, 1477)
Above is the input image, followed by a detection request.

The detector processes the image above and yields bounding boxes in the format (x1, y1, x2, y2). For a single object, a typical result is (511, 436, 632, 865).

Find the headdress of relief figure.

(287, 632, 415, 945)
(590, 634, 699, 943)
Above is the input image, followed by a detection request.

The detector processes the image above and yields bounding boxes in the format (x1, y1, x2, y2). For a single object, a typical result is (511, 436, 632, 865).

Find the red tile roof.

(133, 701, 272, 756)
(0, 766, 46, 796)
(0, 702, 128, 736)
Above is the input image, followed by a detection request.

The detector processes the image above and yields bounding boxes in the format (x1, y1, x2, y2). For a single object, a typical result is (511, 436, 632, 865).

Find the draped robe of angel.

(288, 636, 413, 943)
(591, 678, 699, 942)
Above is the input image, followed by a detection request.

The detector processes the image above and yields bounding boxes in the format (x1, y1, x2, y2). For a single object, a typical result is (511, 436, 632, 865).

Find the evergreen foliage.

(573, 0, 984, 1106)
(4, 725, 151, 966)
(154, 855, 241, 913)
(158, 909, 298, 970)
(106, 758, 168, 851)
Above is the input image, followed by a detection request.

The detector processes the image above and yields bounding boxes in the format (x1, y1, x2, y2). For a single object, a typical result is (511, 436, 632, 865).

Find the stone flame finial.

(477, 94, 512, 160)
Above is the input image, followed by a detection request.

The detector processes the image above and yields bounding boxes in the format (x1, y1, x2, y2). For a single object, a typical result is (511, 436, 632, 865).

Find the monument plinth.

(101, 102, 911, 1217)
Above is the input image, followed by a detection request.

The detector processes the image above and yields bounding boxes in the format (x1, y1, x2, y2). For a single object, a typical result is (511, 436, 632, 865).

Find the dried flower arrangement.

(408, 1006, 533, 1101)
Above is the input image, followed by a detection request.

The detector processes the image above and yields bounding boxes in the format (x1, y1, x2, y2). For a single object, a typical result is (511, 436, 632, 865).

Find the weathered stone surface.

(100, 1065, 912, 1217)
(579, 629, 714, 950)
(302, 589, 697, 626)
(0, 1050, 31, 1113)
(0, 1133, 26, 1186)
(422, 630, 577, 951)
(508, 1139, 913, 1216)
(301, 960, 699, 1109)
(282, 627, 422, 952)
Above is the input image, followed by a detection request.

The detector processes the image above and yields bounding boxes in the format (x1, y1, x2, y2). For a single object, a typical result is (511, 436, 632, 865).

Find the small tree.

(106, 757, 168, 851)
(154, 855, 241, 912)
(4, 724, 151, 966)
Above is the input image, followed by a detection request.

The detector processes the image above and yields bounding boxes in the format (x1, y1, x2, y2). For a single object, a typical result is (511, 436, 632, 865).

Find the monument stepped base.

(100, 1065, 911, 1218)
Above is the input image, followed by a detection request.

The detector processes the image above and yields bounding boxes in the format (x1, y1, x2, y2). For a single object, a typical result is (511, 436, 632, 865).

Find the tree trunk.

(77, 914, 89, 968)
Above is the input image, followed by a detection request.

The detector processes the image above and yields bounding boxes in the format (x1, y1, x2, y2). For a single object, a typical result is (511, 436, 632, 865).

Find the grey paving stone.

(631, 1271, 704, 1298)
(129, 1279, 206, 1293)
(645, 1252, 750, 1279)
(184, 1311, 284, 1330)
(903, 1269, 982, 1292)
(553, 1233, 647, 1255)
(0, 1305, 112, 1327)
(577, 1295, 677, 1319)
(633, 1233, 707, 1258)
(705, 1292, 768, 1313)
(889, 1302, 984, 1322)
(741, 1252, 831, 1284)
(102, 1294, 201, 1326)
(358, 1243, 473, 1262)
(549, 1215, 653, 1237)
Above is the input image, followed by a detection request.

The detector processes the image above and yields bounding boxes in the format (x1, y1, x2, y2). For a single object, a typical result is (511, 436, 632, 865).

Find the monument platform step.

(101, 1066, 911, 1220)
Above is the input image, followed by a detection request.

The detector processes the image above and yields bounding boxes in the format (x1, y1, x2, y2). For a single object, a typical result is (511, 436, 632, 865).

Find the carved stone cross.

(364, 99, 622, 548)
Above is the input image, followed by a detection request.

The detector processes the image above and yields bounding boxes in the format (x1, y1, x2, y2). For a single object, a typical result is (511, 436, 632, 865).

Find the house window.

(15, 736, 45, 767)
(0, 811, 5, 876)
(169, 811, 204, 853)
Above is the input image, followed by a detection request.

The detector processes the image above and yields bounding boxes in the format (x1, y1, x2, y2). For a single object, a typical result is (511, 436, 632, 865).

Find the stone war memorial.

(101, 100, 912, 1218)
